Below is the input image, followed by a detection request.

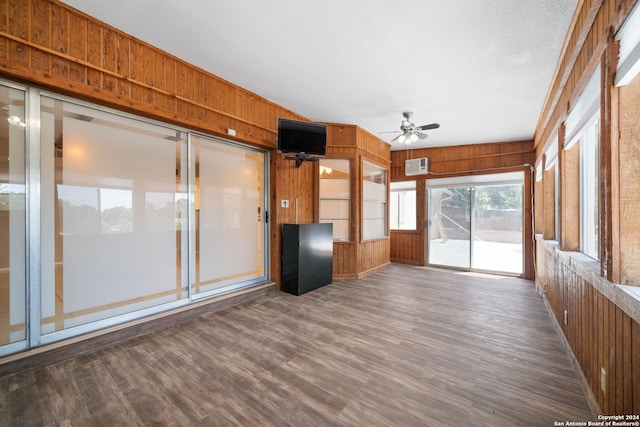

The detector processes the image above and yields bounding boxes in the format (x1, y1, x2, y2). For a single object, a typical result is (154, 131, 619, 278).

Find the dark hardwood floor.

(0, 264, 595, 426)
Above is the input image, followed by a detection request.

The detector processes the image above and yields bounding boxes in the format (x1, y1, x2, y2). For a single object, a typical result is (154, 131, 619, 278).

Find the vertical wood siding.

(535, 0, 637, 152)
(538, 240, 640, 414)
(324, 124, 391, 278)
(534, 0, 640, 413)
(0, 0, 306, 148)
(390, 140, 535, 277)
(618, 69, 640, 285)
(0, 0, 324, 292)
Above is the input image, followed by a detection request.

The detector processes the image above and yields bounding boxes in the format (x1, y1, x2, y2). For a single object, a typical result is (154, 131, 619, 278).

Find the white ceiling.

(61, 0, 577, 150)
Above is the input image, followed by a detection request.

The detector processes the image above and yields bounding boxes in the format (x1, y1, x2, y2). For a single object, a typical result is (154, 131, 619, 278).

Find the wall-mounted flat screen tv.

(277, 118, 327, 157)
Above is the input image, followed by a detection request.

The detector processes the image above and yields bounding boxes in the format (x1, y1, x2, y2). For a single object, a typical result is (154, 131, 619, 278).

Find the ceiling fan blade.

(390, 134, 403, 143)
(378, 130, 400, 134)
(417, 123, 440, 131)
(417, 131, 429, 140)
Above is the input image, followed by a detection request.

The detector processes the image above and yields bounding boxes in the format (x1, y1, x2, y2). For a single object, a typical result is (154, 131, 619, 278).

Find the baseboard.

(331, 262, 391, 280)
(357, 262, 391, 278)
(390, 258, 423, 266)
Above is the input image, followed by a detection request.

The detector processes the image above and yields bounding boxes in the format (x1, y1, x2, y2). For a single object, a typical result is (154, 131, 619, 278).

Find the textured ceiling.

(61, 0, 577, 150)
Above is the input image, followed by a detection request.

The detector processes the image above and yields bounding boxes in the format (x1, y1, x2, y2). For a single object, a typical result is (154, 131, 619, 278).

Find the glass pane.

(390, 189, 416, 230)
(471, 184, 523, 274)
(363, 162, 387, 239)
(319, 199, 350, 219)
(320, 219, 349, 240)
(0, 85, 26, 346)
(320, 159, 350, 177)
(40, 97, 187, 333)
(319, 179, 349, 199)
(581, 118, 599, 259)
(319, 159, 350, 241)
(193, 136, 265, 294)
(428, 187, 471, 268)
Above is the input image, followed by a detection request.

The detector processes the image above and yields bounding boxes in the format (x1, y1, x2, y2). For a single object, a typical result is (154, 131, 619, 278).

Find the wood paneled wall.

(618, 67, 640, 286)
(0, 0, 394, 288)
(533, 0, 640, 416)
(390, 140, 536, 278)
(0, 0, 308, 147)
(0, 0, 335, 291)
(535, 0, 638, 153)
(323, 124, 391, 279)
(537, 239, 640, 414)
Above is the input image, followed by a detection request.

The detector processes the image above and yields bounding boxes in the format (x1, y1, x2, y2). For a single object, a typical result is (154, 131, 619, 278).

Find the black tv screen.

(277, 118, 327, 157)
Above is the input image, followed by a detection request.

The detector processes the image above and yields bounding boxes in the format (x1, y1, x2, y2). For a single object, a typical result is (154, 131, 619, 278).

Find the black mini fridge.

(281, 223, 333, 295)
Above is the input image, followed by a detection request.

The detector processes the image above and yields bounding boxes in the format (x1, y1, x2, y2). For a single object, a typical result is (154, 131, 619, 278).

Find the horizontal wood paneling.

(537, 238, 640, 415)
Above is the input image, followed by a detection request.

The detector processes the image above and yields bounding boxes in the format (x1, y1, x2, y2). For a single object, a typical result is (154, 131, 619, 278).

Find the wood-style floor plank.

(0, 264, 595, 426)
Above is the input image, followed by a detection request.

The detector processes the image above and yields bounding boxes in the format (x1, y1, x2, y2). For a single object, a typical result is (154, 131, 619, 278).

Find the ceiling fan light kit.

(383, 111, 440, 145)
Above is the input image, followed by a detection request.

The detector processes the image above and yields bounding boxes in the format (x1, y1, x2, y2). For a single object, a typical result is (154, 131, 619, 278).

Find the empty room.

(1, 0, 639, 425)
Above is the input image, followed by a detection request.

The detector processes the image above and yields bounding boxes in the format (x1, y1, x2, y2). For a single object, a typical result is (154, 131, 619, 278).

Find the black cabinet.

(281, 223, 333, 295)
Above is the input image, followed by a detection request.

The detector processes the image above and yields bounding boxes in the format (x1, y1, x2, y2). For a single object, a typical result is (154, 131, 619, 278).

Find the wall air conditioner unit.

(405, 157, 429, 176)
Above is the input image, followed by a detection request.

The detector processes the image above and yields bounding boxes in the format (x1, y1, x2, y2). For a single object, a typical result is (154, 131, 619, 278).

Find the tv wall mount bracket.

(285, 154, 319, 168)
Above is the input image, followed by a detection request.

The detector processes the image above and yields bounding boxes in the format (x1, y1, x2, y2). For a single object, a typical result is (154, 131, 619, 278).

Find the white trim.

(535, 162, 543, 182)
(579, 117, 600, 260)
(390, 180, 416, 191)
(544, 136, 558, 171)
(426, 171, 523, 189)
(564, 69, 600, 148)
(615, 1, 640, 86)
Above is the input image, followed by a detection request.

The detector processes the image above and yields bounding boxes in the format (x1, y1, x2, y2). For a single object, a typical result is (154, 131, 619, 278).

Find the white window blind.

(615, 1, 640, 86)
(564, 69, 600, 149)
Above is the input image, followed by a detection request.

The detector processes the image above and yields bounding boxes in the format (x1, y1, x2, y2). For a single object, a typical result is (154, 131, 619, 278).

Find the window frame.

(362, 160, 388, 241)
(318, 158, 352, 242)
(579, 112, 600, 260)
(390, 180, 417, 231)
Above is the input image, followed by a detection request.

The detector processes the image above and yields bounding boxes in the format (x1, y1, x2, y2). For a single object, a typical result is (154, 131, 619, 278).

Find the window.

(362, 161, 387, 240)
(564, 69, 600, 259)
(544, 138, 559, 240)
(580, 115, 600, 259)
(390, 181, 416, 230)
(615, 0, 640, 86)
(319, 159, 350, 241)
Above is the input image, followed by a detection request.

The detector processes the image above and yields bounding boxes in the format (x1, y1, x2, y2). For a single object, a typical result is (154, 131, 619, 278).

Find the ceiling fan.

(380, 111, 440, 144)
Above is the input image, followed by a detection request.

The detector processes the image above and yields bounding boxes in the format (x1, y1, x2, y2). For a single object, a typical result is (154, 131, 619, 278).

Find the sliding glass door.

(0, 80, 271, 356)
(40, 96, 189, 337)
(428, 187, 471, 268)
(427, 173, 523, 275)
(191, 135, 267, 298)
(471, 184, 523, 273)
